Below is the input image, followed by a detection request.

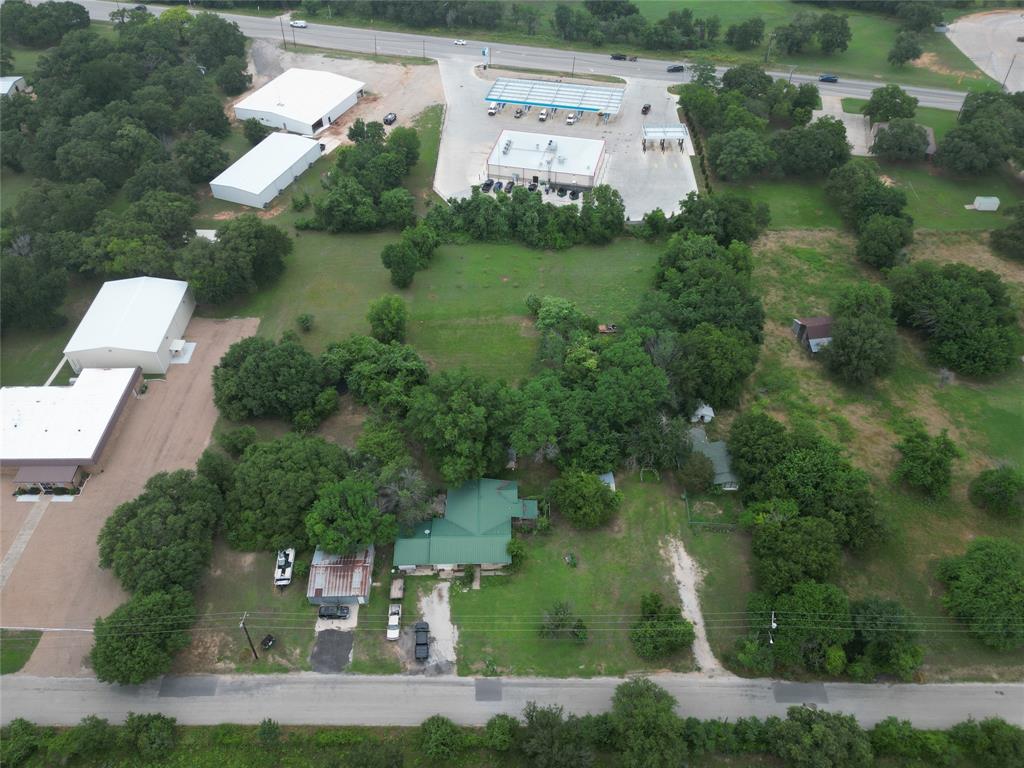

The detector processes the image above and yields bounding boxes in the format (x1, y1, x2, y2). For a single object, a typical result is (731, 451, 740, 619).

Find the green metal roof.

(392, 479, 535, 567)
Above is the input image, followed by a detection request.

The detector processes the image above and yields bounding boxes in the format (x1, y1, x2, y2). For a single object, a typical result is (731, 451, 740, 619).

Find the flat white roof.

(235, 68, 365, 125)
(0, 76, 26, 96)
(64, 277, 189, 355)
(488, 130, 605, 177)
(1, 368, 137, 464)
(486, 77, 624, 115)
(643, 123, 690, 140)
(211, 133, 319, 194)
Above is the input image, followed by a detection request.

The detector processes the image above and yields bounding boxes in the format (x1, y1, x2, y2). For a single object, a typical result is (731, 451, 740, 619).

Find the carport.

(485, 77, 624, 118)
(643, 124, 690, 153)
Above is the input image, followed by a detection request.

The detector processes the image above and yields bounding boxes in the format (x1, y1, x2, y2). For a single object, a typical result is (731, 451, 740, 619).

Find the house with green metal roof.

(393, 479, 538, 571)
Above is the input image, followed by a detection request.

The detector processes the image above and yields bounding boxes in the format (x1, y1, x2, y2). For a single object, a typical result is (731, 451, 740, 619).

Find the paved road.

(3, 673, 1021, 728)
(74, 0, 968, 110)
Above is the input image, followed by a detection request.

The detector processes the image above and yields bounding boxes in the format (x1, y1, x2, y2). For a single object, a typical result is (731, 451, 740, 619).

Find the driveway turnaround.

(2, 674, 1021, 729)
(0, 318, 259, 677)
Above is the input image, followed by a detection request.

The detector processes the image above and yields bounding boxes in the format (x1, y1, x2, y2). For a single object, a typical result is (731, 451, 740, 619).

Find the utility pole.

(239, 612, 259, 661)
(374, 35, 377, 57)
(292, 27, 297, 48)
(422, 39, 426, 63)
(279, 17, 286, 49)
(1001, 52, 1018, 91)
(571, 55, 576, 78)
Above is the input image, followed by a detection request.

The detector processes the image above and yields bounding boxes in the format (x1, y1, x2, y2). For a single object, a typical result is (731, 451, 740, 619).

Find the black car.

(666, 64, 686, 73)
(818, 74, 839, 83)
(610, 53, 627, 61)
(527, 182, 538, 192)
(505, 180, 515, 192)
(414, 643, 429, 661)
(641, 103, 651, 115)
(383, 112, 398, 125)
(481, 179, 495, 192)
(557, 187, 568, 197)
(318, 605, 350, 620)
(569, 189, 580, 200)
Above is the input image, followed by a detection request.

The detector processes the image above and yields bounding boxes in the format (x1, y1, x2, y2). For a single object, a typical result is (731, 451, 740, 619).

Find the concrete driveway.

(435, 62, 697, 220)
(0, 318, 259, 676)
(813, 94, 871, 156)
(948, 11, 1024, 93)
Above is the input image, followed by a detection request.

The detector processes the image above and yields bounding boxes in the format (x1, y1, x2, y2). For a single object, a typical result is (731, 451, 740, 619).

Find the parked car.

(481, 179, 495, 192)
(505, 180, 515, 192)
(134, 4, 148, 11)
(557, 187, 568, 197)
(317, 604, 350, 620)
(274, 548, 295, 587)
(453, 39, 467, 46)
(383, 112, 398, 125)
(628, 55, 638, 62)
(666, 64, 686, 73)
(569, 189, 581, 200)
(289, 19, 308, 28)
(487, 102, 499, 116)
(527, 182, 539, 192)
(514, 107, 524, 118)
(415, 643, 429, 661)
(414, 621, 430, 645)
(610, 53, 627, 61)
(641, 103, 651, 115)
(565, 112, 578, 125)
(386, 603, 402, 641)
(818, 74, 839, 83)
(493, 181, 503, 192)
(538, 109, 548, 122)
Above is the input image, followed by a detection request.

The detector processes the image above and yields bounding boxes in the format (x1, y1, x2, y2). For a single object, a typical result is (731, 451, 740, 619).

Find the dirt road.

(662, 538, 731, 677)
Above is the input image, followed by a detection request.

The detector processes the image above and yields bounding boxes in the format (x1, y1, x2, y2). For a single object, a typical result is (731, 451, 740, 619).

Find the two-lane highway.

(72, 0, 967, 110)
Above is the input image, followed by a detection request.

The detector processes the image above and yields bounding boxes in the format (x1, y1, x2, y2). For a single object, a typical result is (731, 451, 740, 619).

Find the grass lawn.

(841, 97, 959, 141)
(741, 231, 1024, 681)
(179, 541, 316, 674)
(450, 474, 697, 677)
(348, 545, 411, 675)
(297, 1, 997, 92)
(0, 629, 42, 675)
(718, 178, 842, 229)
(407, 104, 444, 214)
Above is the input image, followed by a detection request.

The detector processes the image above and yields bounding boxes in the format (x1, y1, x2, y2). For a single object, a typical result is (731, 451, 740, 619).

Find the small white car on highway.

(289, 20, 308, 28)
(454, 39, 467, 46)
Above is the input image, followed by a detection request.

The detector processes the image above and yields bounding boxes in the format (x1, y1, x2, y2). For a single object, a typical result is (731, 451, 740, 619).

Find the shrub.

(296, 313, 314, 332)
(629, 592, 695, 660)
(217, 425, 258, 457)
(548, 471, 622, 529)
(367, 295, 408, 344)
(540, 601, 588, 642)
(47, 716, 116, 762)
(258, 718, 281, 750)
(969, 466, 1024, 519)
(420, 715, 463, 761)
(893, 427, 959, 497)
(855, 214, 912, 269)
(484, 714, 518, 752)
(122, 713, 177, 761)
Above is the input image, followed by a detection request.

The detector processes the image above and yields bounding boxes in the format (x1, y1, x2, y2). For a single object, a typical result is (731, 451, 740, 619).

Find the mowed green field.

(452, 476, 697, 677)
(300, 0, 996, 92)
(0, 629, 42, 675)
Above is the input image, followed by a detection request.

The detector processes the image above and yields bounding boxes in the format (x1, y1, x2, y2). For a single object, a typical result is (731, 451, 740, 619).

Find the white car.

(565, 112, 578, 125)
(453, 39, 467, 46)
(538, 109, 548, 122)
(289, 20, 307, 28)
(274, 548, 295, 587)
(386, 603, 402, 641)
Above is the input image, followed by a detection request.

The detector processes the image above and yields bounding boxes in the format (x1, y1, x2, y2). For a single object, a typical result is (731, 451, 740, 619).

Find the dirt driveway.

(247, 39, 444, 153)
(0, 318, 258, 676)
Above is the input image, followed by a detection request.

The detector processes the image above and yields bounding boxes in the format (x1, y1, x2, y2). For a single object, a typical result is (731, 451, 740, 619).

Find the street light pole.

(1001, 52, 1018, 91)
(279, 17, 286, 49)
(571, 55, 576, 78)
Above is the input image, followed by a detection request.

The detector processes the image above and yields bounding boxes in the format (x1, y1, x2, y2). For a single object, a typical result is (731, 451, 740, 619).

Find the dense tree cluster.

(892, 426, 959, 497)
(990, 203, 1024, 263)
(887, 261, 1022, 376)
(938, 537, 1024, 651)
(861, 84, 918, 123)
(935, 91, 1024, 175)
(0, 4, 255, 328)
(547, 470, 622, 528)
(822, 283, 899, 385)
(322, 335, 429, 417)
(969, 466, 1024, 520)
(629, 593, 695, 660)
(366, 295, 409, 343)
(871, 118, 928, 161)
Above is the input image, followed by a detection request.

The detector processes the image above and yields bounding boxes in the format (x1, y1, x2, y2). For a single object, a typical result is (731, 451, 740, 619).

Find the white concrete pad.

(948, 11, 1024, 94)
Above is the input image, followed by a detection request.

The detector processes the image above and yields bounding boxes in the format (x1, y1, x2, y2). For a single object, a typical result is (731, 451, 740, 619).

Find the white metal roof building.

(485, 77, 624, 115)
(487, 130, 606, 188)
(234, 68, 365, 135)
(0, 76, 27, 97)
(210, 133, 322, 208)
(1, 367, 140, 469)
(63, 277, 195, 375)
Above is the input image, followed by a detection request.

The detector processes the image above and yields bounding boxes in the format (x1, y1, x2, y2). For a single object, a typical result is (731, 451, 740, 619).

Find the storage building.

(1, 367, 141, 478)
(487, 130, 606, 188)
(0, 76, 27, 97)
(234, 68, 365, 135)
(210, 133, 321, 208)
(307, 546, 375, 606)
(63, 277, 194, 375)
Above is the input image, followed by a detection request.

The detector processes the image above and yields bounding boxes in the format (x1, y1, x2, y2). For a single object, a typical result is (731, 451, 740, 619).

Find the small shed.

(971, 196, 1001, 212)
(792, 316, 833, 354)
(690, 403, 715, 424)
(307, 546, 375, 606)
(598, 472, 616, 492)
(690, 427, 739, 491)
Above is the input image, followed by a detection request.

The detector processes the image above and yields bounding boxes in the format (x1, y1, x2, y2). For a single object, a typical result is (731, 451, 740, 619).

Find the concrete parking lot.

(948, 11, 1024, 94)
(435, 62, 697, 220)
(0, 317, 258, 676)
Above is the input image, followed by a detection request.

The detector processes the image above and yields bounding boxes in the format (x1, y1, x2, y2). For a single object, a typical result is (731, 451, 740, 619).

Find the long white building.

(486, 130, 606, 188)
(63, 277, 194, 375)
(210, 132, 321, 208)
(234, 68, 365, 135)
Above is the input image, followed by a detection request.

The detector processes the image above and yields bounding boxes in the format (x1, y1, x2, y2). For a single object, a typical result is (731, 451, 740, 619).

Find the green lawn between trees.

(0, 629, 42, 675)
(295, 0, 998, 92)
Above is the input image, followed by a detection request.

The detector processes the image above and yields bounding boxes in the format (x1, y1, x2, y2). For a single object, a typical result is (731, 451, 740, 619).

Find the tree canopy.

(822, 282, 899, 385)
(305, 476, 398, 554)
(548, 470, 622, 529)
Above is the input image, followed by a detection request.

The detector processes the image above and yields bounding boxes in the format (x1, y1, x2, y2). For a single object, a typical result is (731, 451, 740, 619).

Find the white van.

(538, 109, 548, 122)
(487, 102, 498, 116)
(565, 112, 578, 125)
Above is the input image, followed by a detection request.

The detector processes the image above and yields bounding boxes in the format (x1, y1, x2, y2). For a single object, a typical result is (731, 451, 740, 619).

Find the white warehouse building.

(210, 132, 322, 208)
(63, 277, 195, 375)
(487, 130, 606, 189)
(234, 68, 365, 135)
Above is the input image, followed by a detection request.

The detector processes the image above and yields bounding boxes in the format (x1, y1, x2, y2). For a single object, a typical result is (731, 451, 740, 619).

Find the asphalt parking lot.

(435, 62, 697, 220)
(0, 317, 258, 676)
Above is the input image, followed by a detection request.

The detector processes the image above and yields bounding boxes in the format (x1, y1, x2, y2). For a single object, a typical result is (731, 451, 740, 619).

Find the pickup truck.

(386, 603, 402, 641)
(274, 548, 295, 587)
